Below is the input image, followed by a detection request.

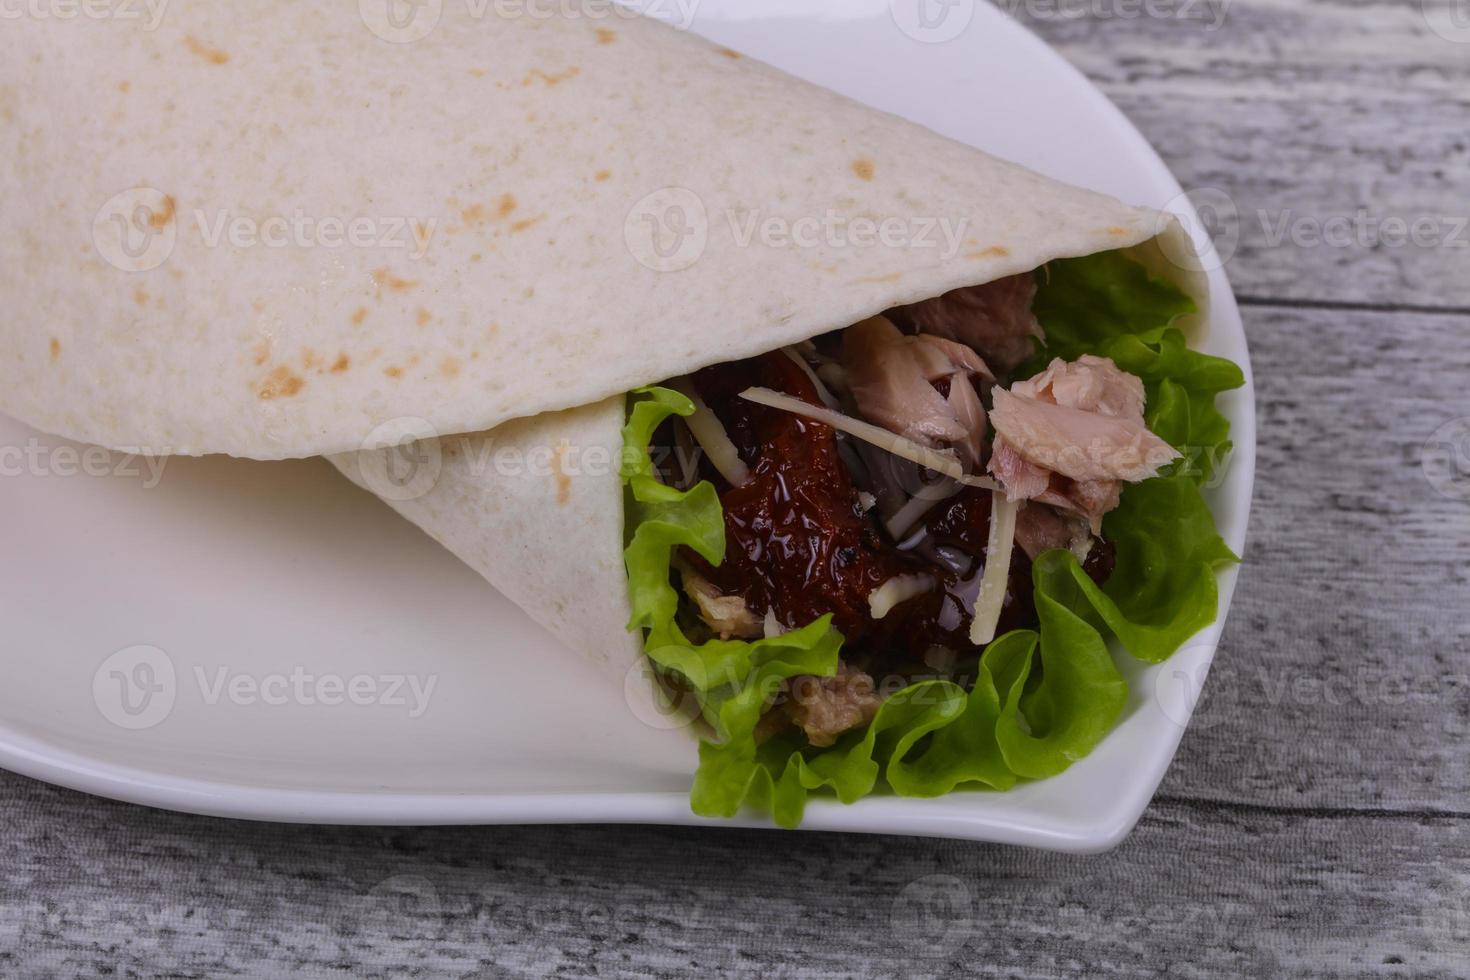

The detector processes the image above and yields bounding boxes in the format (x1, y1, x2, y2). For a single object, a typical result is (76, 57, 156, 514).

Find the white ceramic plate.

(0, 0, 1253, 852)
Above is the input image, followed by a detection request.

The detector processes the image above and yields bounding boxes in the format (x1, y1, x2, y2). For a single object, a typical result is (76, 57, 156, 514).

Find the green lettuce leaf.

(621, 249, 1243, 827)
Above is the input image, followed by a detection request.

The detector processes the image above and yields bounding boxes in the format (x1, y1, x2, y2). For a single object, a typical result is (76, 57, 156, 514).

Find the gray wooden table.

(4, 4, 1468, 977)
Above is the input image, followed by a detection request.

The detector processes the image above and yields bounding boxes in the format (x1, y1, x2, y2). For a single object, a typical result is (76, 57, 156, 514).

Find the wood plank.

(1019, 2, 1470, 308)
(1159, 302, 1470, 809)
(0, 774, 1463, 978)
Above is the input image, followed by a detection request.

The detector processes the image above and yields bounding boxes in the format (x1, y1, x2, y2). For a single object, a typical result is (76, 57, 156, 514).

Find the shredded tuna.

(1015, 354, 1147, 419)
(840, 315, 992, 477)
(945, 368, 988, 469)
(673, 557, 764, 640)
(842, 316, 970, 447)
(1013, 502, 1094, 562)
(988, 356, 1178, 532)
(783, 662, 884, 747)
(890, 273, 1044, 372)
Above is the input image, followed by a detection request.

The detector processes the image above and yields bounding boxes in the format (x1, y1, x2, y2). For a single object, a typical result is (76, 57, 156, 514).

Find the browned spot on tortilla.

(854, 272, 903, 285)
(852, 158, 876, 181)
(351, 306, 369, 326)
(383, 365, 404, 379)
(510, 217, 542, 234)
(1105, 226, 1130, 236)
(256, 366, 305, 400)
(595, 28, 617, 44)
(718, 47, 741, 60)
(523, 66, 580, 88)
(497, 194, 518, 218)
(371, 267, 419, 292)
(966, 246, 1011, 260)
(184, 36, 231, 66)
(133, 288, 150, 307)
(301, 348, 322, 371)
(553, 441, 573, 505)
(252, 340, 271, 366)
(594, 170, 611, 182)
(148, 195, 176, 231)
(416, 308, 432, 327)
(470, 253, 483, 262)
(462, 203, 487, 225)
(439, 357, 461, 379)
(330, 354, 350, 374)
(118, 80, 131, 94)
(48, 338, 60, 362)
(468, 68, 488, 78)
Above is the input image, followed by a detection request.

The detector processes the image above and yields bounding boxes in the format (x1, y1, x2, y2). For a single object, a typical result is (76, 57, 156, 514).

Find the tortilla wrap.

(0, 1, 1203, 461)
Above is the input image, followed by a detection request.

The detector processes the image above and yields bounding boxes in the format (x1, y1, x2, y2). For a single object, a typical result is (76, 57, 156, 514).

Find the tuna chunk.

(889, 273, 1044, 372)
(988, 356, 1177, 532)
(842, 316, 991, 463)
(783, 662, 884, 747)
(1013, 501, 1093, 561)
(674, 557, 764, 640)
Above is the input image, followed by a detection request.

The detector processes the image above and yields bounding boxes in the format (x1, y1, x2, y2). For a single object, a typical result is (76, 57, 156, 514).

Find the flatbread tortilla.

(1, 1, 1202, 460)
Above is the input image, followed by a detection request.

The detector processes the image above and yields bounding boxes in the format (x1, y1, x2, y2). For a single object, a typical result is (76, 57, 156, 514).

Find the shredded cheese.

(781, 347, 842, 409)
(883, 481, 955, 540)
(669, 379, 750, 487)
(868, 574, 935, 620)
(762, 608, 787, 639)
(738, 386, 999, 490)
(969, 490, 1019, 647)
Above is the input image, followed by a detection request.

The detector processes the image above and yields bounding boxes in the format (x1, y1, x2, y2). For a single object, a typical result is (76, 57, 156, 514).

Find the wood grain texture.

(3, 2, 1468, 977)
(1028, 0, 1470, 309)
